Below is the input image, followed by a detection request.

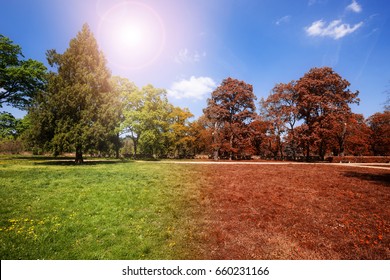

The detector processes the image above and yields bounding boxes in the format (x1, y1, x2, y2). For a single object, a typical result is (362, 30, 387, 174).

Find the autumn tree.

(367, 111, 390, 156)
(344, 114, 371, 156)
(167, 106, 194, 158)
(28, 24, 116, 163)
(0, 35, 47, 109)
(260, 82, 298, 159)
(190, 115, 214, 156)
(248, 117, 269, 158)
(295, 67, 359, 160)
(204, 77, 257, 160)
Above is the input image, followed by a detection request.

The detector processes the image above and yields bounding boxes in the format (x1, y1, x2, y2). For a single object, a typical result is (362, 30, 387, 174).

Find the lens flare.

(98, 1, 166, 70)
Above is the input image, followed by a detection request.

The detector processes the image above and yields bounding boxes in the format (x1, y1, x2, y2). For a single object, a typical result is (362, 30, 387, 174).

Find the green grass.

(0, 156, 204, 259)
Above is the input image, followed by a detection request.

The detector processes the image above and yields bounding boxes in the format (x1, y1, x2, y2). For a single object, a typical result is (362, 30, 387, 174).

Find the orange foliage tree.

(203, 77, 257, 160)
(367, 111, 390, 156)
(295, 67, 360, 160)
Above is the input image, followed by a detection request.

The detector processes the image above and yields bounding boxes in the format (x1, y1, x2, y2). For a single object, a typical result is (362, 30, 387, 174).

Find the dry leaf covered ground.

(190, 164, 390, 259)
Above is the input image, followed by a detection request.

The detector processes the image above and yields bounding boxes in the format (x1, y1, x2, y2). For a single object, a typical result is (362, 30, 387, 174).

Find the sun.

(98, 1, 165, 70)
(116, 21, 143, 48)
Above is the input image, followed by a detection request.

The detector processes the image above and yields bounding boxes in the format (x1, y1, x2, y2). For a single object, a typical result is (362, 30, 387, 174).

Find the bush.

(0, 139, 24, 154)
(327, 156, 390, 163)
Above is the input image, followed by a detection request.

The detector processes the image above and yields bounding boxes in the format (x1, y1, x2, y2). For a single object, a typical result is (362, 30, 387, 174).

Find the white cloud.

(305, 19, 363, 39)
(275, 15, 291, 26)
(346, 0, 362, 13)
(167, 76, 216, 100)
(174, 48, 206, 64)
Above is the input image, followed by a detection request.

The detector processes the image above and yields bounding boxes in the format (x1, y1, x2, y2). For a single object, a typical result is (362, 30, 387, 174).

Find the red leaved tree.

(295, 67, 359, 160)
(367, 111, 390, 156)
(203, 77, 257, 160)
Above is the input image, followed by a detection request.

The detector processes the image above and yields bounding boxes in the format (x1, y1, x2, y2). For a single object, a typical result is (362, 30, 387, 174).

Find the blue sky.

(1, 0, 389, 119)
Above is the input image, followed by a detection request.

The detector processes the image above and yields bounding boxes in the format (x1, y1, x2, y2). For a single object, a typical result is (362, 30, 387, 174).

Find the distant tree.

(367, 111, 390, 156)
(0, 112, 19, 139)
(203, 77, 257, 160)
(325, 113, 371, 156)
(343, 114, 371, 156)
(295, 67, 359, 160)
(190, 115, 214, 156)
(110, 76, 135, 158)
(0, 35, 47, 109)
(260, 82, 299, 159)
(248, 118, 269, 158)
(167, 106, 194, 158)
(122, 84, 172, 158)
(28, 24, 116, 163)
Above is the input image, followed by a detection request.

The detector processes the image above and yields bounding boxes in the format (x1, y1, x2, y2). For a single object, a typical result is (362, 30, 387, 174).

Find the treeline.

(1, 25, 389, 161)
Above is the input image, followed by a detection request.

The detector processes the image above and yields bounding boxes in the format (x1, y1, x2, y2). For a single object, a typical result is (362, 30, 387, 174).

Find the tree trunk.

(115, 133, 120, 159)
(132, 137, 138, 159)
(319, 140, 326, 161)
(339, 122, 347, 157)
(305, 143, 310, 162)
(229, 134, 234, 160)
(75, 145, 84, 164)
(213, 150, 219, 161)
(213, 122, 219, 161)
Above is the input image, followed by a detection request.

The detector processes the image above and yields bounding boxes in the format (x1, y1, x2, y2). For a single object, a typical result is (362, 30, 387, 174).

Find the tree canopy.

(28, 24, 116, 162)
(1, 25, 388, 161)
(204, 77, 257, 160)
(0, 35, 47, 109)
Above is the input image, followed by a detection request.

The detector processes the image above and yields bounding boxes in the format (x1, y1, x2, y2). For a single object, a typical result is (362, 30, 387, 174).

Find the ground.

(189, 163, 390, 259)
(0, 157, 389, 259)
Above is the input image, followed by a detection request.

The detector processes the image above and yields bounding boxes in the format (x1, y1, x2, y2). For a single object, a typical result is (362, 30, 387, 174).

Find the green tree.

(0, 112, 19, 139)
(28, 24, 116, 163)
(0, 35, 47, 109)
(122, 84, 172, 158)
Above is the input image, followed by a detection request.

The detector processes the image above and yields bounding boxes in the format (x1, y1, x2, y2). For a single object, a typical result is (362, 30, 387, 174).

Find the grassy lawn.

(0, 157, 205, 259)
(1, 157, 389, 260)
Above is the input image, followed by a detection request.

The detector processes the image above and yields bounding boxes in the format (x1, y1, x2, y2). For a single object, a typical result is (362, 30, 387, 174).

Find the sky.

(1, 0, 389, 119)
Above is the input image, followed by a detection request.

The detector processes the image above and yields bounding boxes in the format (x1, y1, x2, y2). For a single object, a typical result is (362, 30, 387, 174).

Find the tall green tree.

(28, 24, 116, 163)
(0, 35, 47, 109)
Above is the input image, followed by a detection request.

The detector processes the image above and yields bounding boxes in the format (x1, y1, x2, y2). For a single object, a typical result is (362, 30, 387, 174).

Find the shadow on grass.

(33, 160, 131, 166)
(343, 171, 390, 186)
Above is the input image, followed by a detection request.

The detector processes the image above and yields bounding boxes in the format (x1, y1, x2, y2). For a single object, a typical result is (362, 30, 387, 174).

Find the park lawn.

(1, 157, 389, 260)
(0, 157, 205, 259)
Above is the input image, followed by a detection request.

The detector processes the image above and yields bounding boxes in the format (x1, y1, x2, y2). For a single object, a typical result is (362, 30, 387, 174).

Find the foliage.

(259, 67, 362, 160)
(121, 83, 190, 158)
(167, 106, 194, 157)
(0, 35, 47, 110)
(203, 77, 257, 159)
(367, 111, 390, 156)
(260, 82, 299, 159)
(295, 67, 360, 160)
(27, 24, 117, 162)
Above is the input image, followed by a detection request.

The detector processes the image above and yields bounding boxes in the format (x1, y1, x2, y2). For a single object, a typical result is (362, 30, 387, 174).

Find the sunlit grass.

(0, 157, 204, 259)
